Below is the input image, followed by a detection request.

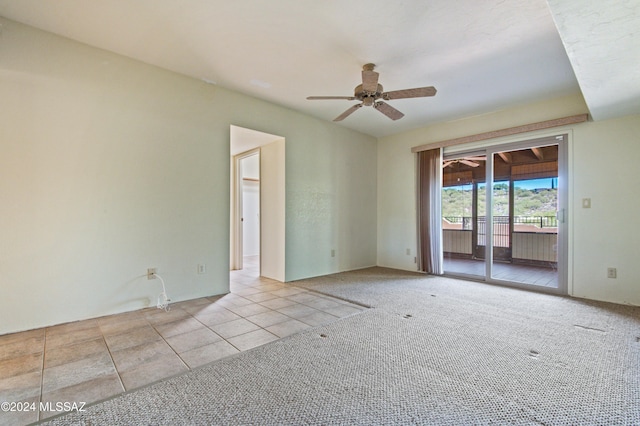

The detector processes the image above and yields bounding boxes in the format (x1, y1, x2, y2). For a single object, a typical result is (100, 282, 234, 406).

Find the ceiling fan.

(443, 157, 486, 168)
(306, 63, 437, 122)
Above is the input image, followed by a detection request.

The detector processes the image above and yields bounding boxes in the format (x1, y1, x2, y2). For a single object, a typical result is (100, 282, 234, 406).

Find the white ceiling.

(546, 0, 640, 122)
(0, 0, 638, 138)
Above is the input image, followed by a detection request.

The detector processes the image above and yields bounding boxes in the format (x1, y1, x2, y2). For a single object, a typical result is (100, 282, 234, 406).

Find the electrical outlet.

(197, 264, 206, 274)
(607, 268, 617, 279)
(147, 268, 157, 280)
(406, 248, 411, 255)
(331, 249, 335, 258)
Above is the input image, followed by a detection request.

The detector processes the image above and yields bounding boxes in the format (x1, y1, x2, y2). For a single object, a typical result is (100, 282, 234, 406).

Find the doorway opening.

(442, 135, 567, 293)
(230, 125, 286, 282)
(235, 150, 260, 275)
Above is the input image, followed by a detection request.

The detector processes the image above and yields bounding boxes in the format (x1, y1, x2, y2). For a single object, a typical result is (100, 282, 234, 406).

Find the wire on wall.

(153, 273, 171, 311)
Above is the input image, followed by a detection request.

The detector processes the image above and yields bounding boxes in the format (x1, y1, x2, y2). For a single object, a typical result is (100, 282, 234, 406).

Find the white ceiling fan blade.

(383, 86, 437, 100)
(333, 103, 363, 121)
(307, 96, 356, 100)
(373, 101, 404, 120)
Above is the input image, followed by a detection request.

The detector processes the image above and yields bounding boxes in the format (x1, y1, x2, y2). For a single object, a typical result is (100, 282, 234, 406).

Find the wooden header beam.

(411, 114, 589, 153)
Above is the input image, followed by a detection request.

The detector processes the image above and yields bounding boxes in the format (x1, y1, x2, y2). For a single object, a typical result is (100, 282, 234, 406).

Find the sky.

(447, 178, 557, 191)
(513, 178, 557, 190)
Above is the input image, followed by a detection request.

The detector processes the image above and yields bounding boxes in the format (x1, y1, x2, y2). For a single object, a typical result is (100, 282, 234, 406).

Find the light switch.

(582, 198, 591, 208)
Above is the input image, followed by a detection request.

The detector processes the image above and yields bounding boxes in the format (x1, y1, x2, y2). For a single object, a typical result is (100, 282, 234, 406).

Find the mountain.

(442, 184, 557, 218)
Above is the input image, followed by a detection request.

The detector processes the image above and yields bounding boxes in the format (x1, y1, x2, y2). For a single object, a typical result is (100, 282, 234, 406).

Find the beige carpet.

(45, 268, 640, 425)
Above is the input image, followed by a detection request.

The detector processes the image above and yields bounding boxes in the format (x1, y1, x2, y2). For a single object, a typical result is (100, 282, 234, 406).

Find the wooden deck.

(443, 257, 558, 288)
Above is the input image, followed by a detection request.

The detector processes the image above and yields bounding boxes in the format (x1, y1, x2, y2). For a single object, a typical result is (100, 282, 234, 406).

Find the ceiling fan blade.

(307, 96, 357, 100)
(459, 159, 480, 167)
(362, 70, 380, 92)
(443, 160, 455, 168)
(373, 101, 404, 121)
(333, 103, 363, 121)
(383, 86, 437, 100)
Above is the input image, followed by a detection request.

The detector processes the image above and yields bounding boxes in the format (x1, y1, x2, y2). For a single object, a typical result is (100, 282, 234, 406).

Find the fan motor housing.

(354, 83, 384, 106)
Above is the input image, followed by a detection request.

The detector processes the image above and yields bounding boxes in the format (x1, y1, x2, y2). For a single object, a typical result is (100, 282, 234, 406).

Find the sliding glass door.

(442, 135, 567, 293)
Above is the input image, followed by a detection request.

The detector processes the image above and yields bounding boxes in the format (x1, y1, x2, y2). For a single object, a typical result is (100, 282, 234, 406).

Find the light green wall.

(378, 93, 640, 306)
(0, 18, 377, 334)
(570, 115, 640, 304)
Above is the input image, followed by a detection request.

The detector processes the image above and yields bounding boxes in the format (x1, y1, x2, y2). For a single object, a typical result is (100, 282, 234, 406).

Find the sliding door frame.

(443, 133, 569, 295)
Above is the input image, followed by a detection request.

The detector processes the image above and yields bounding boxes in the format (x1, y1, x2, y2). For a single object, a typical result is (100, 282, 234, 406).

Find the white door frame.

(231, 148, 260, 271)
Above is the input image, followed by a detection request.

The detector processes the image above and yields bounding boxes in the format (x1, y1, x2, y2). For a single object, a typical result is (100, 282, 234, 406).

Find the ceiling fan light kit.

(307, 63, 436, 121)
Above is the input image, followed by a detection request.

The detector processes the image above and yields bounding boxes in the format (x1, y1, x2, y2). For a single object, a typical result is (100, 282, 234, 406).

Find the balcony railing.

(444, 216, 558, 230)
(443, 216, 558, 264)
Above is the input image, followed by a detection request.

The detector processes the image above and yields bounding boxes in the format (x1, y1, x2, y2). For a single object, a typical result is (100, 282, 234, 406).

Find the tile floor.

(0, 257, 366, 425)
